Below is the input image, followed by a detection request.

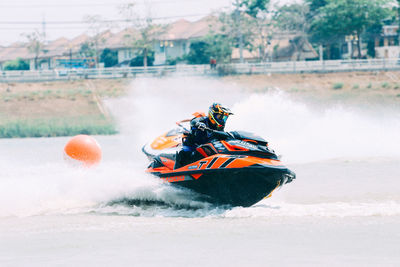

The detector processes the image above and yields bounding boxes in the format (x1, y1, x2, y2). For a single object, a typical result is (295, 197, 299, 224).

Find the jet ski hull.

(144, 125, 296, 207)
(153, 165, 294, 207)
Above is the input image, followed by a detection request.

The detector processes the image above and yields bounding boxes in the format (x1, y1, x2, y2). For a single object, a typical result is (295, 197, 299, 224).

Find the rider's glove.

(196, 122, 206, 131)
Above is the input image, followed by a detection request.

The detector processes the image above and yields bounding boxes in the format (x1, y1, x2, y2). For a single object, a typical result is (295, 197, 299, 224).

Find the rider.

(174, 103, 233, 169)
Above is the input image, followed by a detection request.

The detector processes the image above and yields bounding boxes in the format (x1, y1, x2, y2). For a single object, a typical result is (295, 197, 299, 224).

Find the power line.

(0, 0, 205, 8)
(0, 13, 209, 25)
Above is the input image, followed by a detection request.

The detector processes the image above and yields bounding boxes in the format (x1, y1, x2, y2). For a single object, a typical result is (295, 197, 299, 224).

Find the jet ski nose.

(283, 171, 296, 184)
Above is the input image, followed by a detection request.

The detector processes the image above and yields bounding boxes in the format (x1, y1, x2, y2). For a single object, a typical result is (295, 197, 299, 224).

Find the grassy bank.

(0, 116, 117, 138)
(223, 71, 400, 106)
(0, 79, 127, 138)
(1, 72, 399, 138)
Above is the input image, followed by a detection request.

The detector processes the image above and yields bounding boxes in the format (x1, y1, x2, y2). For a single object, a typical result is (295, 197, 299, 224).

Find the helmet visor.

(214, 113, 229, 125)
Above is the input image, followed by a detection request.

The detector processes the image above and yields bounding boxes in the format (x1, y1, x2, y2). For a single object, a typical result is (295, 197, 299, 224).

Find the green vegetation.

(0, 116, 117, 138)
(333, 82, 344, 89)
(0, 87, 124, 103)
(381, 82, 390, 88)
(3, 58, 30, 71)
(100, 48, 118, 68)
(273, 0, 393, 60)
(0, 80, 127, 138)
(129, 50, 155, 67)
(352, 84, 359, 89)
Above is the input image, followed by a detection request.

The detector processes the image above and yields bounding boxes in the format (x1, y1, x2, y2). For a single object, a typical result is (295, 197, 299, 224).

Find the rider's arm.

(183, 118, 201, 146)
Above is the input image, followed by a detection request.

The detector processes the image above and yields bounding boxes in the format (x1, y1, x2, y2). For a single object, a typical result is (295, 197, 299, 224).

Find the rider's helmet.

(208, 103, 233, 130)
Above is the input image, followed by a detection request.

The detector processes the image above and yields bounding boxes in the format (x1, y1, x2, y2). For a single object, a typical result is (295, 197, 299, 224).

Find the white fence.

(1, 59, 400, 83)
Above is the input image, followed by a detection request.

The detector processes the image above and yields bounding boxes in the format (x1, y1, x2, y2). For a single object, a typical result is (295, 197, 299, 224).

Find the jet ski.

(143, 117, 295, 207)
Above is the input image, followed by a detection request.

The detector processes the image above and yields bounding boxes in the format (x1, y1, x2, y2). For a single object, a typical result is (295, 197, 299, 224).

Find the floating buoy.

(64, 135, 102, 166)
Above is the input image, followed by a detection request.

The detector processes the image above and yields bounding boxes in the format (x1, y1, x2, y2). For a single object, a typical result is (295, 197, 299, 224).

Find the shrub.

(333, 82, 344, 90)
(381, 82, 390, 89)
(3, 58, 30, 71)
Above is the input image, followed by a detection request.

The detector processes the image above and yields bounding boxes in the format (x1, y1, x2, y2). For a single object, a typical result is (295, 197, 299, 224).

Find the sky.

(0, 0, 294, 46)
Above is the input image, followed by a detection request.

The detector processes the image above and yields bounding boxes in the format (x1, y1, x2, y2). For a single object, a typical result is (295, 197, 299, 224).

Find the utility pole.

(235, 0, 244, 63)
(398, 0, 400, 54)
(42, 15, 47, 45)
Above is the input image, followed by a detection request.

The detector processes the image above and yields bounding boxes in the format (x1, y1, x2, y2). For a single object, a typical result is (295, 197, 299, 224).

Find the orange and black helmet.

(208, 103, 233, 130)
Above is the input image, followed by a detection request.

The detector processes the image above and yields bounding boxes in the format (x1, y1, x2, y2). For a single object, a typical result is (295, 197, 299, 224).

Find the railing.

(1, 59, 400, 82)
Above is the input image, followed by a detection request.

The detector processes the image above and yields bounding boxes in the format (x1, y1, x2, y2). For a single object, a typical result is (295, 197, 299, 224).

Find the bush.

(381, 82, 390, 89)
(186, 41, 210, 64)
(130, 51, 155, 67)
(3, 58, 30, 71)
(100, 48, 118, 68)
(332, 82, 344, 90)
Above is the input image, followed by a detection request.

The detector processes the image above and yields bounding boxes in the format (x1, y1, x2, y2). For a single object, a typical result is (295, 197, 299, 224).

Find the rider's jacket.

(183, 116, 220, 148)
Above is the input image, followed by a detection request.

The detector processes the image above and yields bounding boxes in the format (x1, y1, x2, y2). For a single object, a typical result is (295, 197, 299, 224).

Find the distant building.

(0, 15, 318, 70)
(153, 16, 219, 65)
(375, 25, 400, 59)
(0, 16, 220, 70)
(231, 33, 318, 62)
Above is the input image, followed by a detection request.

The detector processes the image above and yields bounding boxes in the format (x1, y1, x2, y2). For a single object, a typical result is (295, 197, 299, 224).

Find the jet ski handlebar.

(176, 120, 233, 139)
(202, 126, 234, 139)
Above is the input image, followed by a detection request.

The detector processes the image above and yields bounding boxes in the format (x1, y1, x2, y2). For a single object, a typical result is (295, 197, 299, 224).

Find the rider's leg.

(174, 145, 194, 169)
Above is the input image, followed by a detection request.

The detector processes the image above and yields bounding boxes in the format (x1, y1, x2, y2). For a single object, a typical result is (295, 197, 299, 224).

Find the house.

(153, 16, 220, 65)
(375, 25, 400, 59)
(103, 28, 139, 64)
(231, 33, 318, 62)
(0, 15, 318, 70)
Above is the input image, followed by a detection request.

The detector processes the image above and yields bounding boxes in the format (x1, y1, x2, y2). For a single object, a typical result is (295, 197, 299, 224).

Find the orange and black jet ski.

(143, 120, 295, 207)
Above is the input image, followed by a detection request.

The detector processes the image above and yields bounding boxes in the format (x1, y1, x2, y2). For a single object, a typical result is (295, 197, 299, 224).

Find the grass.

(0, 88, 98, 102)
(332, 82, 344, 90)
(0, 116, 118, 138)
(381, 82, 391, 89)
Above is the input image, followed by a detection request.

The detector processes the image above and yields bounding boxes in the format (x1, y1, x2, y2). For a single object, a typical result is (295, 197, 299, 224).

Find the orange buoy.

(64, 135, 102, 166)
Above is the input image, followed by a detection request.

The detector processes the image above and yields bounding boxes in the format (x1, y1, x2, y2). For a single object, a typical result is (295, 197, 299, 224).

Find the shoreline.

(1, 72, 399, 138)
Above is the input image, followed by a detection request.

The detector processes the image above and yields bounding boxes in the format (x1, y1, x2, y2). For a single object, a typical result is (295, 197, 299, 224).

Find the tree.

(274, 3, 311, 61)
(186, 34, 233, 65)
(203, 34, 233, 63)
(129, 51, 155, 67)
(84, 15, 110, 67)
(23, 30, 44, 70)
(79, 42, 96, 58)
(309, 0, 392, 59)
(218, 0, 271, 62)
(186, 40, 209, 64)
(240, 0, 270, 18)
(100, 48, 118, 67)
(274, 4, 309, 33)
(119, 2, 160, 67)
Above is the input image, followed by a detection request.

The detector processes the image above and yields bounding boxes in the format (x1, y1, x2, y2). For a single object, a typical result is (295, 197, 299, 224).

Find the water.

(1, 76, 399, 266)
